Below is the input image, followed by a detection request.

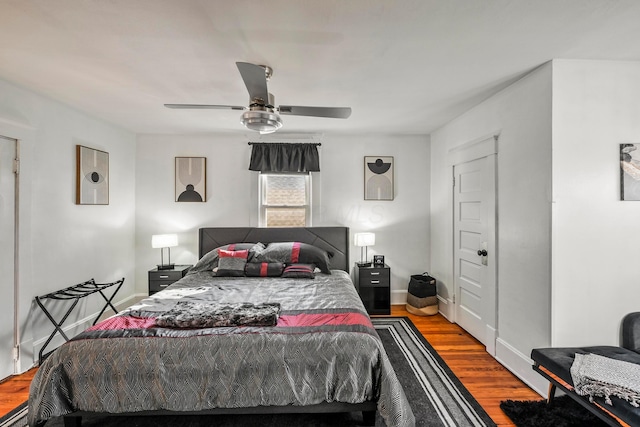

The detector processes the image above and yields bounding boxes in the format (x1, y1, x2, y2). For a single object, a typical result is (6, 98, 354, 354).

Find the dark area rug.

(500, 395, 609, 427)
(0, 402, 27, 427)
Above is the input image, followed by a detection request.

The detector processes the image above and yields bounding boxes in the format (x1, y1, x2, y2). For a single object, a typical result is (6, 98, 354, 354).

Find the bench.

(531, 312, 640, 427)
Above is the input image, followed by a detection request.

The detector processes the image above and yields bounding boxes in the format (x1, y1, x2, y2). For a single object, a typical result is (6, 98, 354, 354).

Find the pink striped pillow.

(282, 263, 315, 279)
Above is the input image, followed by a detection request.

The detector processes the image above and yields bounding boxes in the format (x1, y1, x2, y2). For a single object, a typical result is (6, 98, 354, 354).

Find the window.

(259, 173, 311, 227)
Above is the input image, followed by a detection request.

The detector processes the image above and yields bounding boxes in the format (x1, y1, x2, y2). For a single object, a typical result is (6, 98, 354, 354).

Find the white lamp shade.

(354, 232, 375, 247)
(151, 234, 178, 249)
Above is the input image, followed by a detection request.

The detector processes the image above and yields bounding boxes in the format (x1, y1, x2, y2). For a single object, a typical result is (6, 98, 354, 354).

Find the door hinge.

(12, 346, 19, 362)
(453, 176, 455, 186)
(13, 158, 19, 175)
(452, 293, 456, 304)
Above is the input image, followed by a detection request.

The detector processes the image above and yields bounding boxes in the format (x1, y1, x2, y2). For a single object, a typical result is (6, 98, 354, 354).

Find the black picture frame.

(373, 254, 385, 267)
(364, 156, 394, 201)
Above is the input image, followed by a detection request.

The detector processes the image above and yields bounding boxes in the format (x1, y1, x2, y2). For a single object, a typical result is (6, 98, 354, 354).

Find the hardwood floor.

(0, 366, 36, 417)
(0, 306, 542, 425)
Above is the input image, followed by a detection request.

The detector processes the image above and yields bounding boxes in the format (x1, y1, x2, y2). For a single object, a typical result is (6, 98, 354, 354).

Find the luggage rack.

(35, 278, 124, 364)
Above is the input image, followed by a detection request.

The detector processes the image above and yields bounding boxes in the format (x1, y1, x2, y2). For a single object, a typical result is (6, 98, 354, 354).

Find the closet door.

(0, 136, 15, 379)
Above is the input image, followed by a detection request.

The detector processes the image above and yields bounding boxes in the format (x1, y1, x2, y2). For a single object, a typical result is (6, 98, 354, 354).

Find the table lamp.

(152, 234, 178, 270)
(354, 232, 375, 267)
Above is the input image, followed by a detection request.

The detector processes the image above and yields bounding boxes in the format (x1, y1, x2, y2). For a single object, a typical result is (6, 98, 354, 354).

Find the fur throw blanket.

(156, 301, 281, 328)
(571, 353, 640, 407)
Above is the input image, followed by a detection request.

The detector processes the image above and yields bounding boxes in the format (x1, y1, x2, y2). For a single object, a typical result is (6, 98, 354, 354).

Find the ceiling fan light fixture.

(166, 63, 352, 132)
(240, 110, 283, 133)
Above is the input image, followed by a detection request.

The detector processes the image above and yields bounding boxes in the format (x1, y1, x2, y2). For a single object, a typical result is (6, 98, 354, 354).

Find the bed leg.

(547, 382, 557, 405)
(362, 410, 376, 426)
(63, 414, 82, 427)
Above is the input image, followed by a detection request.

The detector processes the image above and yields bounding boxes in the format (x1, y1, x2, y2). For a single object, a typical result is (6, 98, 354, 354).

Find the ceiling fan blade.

(164, 104, 246, 110)
(236, 62, 270, 104)
(278, 105, 352, 119)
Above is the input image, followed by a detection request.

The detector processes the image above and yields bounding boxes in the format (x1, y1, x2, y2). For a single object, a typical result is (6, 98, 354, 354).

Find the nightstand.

(148, 265, 191, 295)
(354, 263, 391, 315)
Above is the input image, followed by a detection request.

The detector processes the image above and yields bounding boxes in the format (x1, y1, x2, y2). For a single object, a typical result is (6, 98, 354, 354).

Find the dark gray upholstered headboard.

(199, 227, 350, 272)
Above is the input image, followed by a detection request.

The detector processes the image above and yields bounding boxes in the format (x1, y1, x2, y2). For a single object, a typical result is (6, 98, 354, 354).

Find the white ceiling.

(2, 0, 640, 136)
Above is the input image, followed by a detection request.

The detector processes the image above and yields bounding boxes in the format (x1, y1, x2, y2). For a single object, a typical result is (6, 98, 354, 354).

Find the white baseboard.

(16, 339, 34, 374)
(437, 295, 452, 321)
(495, 337, 547, 397)
(485, 325, 497, 356)
(391, 289, 407, 305)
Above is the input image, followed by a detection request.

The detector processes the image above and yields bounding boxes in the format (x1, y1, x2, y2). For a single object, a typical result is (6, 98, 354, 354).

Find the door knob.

(477, 249, 488, 256)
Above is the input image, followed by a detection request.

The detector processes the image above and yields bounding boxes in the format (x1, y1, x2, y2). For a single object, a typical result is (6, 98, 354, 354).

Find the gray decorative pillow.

(188, 243, 265, 274)
(245, 262, 284, 277)
(216, 249, 248, 277)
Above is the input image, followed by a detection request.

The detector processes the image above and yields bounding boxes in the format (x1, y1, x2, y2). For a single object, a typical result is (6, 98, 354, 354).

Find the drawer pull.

(159, 275, 169, 279)
(370, 272, 380, 276)
(371, 280, 380, 284)
(160, 284, 169, 288)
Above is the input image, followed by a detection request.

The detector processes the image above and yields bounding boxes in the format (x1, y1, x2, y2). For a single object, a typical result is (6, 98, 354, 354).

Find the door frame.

(0, 135, 18, 378)
(448, 132, 498, 355)
(0, 115, 33, 376)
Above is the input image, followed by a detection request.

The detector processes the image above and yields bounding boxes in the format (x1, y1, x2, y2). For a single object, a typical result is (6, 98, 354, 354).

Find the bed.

(29, 227, 414, 427)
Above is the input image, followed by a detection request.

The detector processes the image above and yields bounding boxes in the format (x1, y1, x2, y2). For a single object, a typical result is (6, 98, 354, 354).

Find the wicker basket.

(405, 273, 438, 316)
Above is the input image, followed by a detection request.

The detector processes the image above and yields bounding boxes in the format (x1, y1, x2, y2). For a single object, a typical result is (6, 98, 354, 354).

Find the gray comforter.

(29, 270, 414, 427)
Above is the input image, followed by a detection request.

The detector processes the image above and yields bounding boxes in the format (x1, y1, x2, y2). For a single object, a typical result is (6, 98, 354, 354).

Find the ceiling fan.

(165, 62, 352, 134)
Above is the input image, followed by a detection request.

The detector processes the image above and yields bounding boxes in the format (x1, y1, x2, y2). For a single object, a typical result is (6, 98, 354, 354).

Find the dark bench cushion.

(532, 346, 640, 427)
(532, 346, 640, 386)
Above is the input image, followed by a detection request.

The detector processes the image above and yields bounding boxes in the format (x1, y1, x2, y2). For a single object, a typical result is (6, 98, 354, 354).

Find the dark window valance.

(248, 143, 320, 173)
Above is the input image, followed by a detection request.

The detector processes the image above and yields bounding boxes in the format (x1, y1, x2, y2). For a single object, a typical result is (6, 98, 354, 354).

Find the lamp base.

(157, 264, 175, 270)
(356, 262, 371, 267)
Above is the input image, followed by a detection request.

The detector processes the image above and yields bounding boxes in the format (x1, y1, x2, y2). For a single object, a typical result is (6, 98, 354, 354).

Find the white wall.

(135, 133, 431, 303)
(431, 59, 640, 395)
(551, 60, 640, 346)
(0, 78, 136, 372)
(0, 72, 430, 376)
(430, 63, 553, 393)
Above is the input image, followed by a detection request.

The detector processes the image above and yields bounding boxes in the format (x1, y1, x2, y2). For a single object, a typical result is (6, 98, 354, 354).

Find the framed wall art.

(620, 143, 640, 201)
(175, 157, 206, 202)
(364, 156, 394, 201)
(76, 145, 109, 205)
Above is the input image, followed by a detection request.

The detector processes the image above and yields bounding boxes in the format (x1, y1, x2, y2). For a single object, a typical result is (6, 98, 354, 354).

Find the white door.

(453, 155, 496, 351)
(0, 136, 16, 379)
